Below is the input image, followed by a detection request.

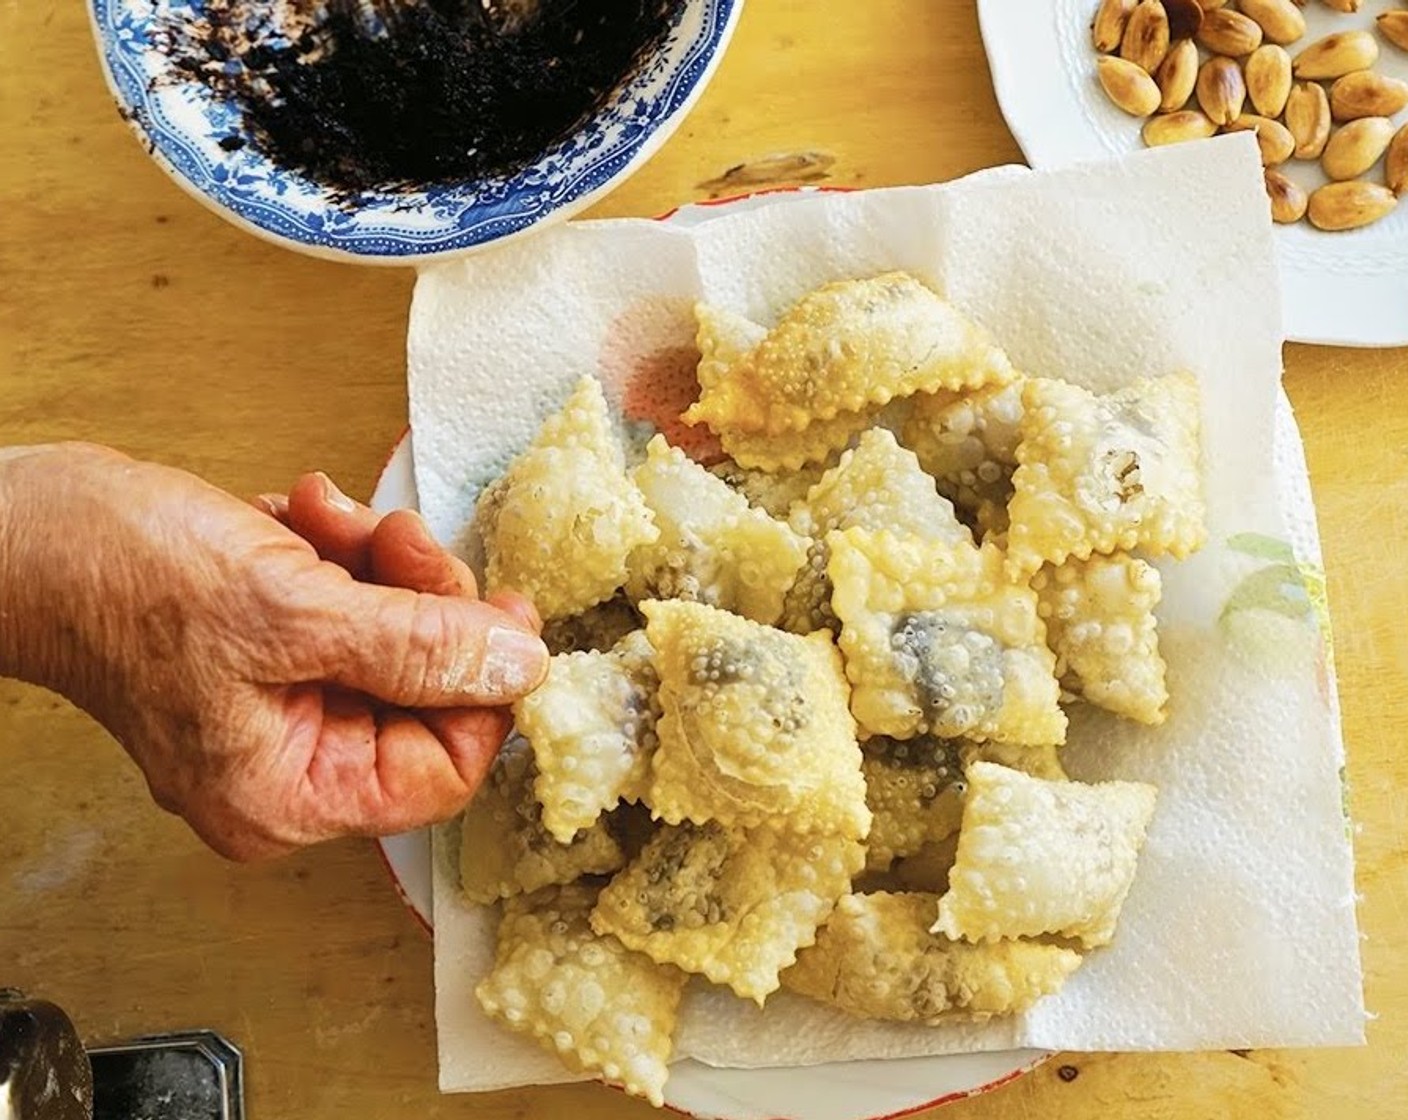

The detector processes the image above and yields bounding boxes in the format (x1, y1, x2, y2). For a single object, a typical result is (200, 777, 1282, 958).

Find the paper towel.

(408, 135, 1365, 1088)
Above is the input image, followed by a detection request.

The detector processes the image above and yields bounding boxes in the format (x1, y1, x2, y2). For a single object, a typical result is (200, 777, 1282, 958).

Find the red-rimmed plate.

(372, 189, 1050, 1119)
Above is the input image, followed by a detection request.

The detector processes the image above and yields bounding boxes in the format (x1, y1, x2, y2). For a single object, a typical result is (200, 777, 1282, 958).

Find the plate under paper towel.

(408, 134, 1365, 1090)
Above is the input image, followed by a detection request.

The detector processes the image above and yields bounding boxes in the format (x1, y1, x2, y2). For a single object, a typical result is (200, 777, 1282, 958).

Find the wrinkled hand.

(0, 444, 548, 860)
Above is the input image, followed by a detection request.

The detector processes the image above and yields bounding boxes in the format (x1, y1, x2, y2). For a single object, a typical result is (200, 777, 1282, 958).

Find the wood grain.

(0, 2, 1401, 1117)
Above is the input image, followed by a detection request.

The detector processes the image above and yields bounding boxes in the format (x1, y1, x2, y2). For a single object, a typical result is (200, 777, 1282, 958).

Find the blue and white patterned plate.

(86, 0, 742, 263)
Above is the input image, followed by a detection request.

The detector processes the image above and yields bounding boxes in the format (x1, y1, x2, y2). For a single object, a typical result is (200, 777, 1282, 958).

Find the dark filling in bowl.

(167, 0, 686, 196)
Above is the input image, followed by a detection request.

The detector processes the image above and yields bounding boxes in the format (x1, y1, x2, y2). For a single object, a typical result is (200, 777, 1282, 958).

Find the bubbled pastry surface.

(785, 891, 1082, 1022)
(478, 376, 658, 622)
(592, 821, 864, 1004)
(458, 739, 624, 903)
(780, 428, 972, 637)
(1033, 553, 1169, 725)
(934, 762, 1157, 949)
(476, 882, 687, 1106)
(642, 599, 871, 840)
(626, 435, 808, 625)
(829, 529, 1066, 746)
(684, 273, 1014, 437)
(514, 630, 661, 844)
(1005, 373, 1206, 579)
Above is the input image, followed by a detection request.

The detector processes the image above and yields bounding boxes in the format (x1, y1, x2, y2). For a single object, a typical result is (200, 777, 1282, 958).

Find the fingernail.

(317, 471, 357, 513)
(480, 627, 549, 696)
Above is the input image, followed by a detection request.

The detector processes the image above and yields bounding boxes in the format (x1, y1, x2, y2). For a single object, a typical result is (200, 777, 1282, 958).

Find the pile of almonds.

(1092, 0, 1408, 230)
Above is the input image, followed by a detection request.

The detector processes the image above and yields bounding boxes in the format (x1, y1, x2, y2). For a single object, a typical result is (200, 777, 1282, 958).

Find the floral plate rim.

(85, 0, 743, 263)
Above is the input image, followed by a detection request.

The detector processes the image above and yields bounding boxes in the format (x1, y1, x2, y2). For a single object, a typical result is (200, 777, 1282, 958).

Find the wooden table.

(0, 3, 1402, 1117)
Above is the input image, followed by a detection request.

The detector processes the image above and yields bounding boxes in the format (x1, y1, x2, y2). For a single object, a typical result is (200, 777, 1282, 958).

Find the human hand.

(0, 444, 548, 860)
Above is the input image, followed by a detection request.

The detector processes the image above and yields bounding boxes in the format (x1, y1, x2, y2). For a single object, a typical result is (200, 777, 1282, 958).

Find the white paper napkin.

(408, 135, 1365, 1088)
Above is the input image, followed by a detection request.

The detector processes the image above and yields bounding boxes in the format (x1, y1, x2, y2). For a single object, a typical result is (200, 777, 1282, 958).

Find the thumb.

(318, 582, 549, 707)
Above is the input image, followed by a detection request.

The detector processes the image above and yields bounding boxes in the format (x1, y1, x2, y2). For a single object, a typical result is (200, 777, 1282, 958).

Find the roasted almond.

(1197, 9, 1263, 56)
(1388, 124, 1408, 196)
(1319, 0, 1360, 13)
(1122, 0, 1172, 73)
(1097, 55, 1164, 115)
(1238, 0, 1305, 46)
(1163, 0, 1204, 39)
(1225, 113, 1296, 165)
(1264, 168, 1309, 223)
(1293, 31, 1379, 80)
(1285, 80, 1331, 159)
(1329, 71, 1408, 121)
(1197, 56, 1247, 124)
(1142, 108, 1219, 146)
(1307, 181, 1397, 230)
(1321, 116, 1395, 180)
(1245, 45, 1292, 117)
(1379, 12, 1408, 53)
(1157, 38, 1200, 110)
(1093, 0, 1138, 53)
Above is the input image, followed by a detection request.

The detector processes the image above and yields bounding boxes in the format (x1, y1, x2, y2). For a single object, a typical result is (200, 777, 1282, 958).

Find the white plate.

(976, 0, 1408, 347)
(372, 185, 1042, 1117)
(369, 432, 1049, 1120)
(371, 186, 1325, 1118)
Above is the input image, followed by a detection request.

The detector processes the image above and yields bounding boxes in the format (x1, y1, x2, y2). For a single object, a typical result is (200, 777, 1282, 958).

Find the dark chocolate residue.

(166, 0, 683, 196)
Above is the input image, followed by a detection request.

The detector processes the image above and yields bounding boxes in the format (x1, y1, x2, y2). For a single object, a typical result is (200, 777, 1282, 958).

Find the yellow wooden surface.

(0, 2, 1402, 1117)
